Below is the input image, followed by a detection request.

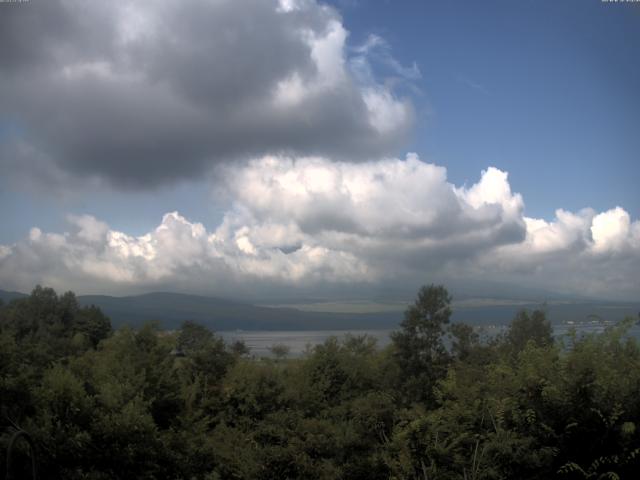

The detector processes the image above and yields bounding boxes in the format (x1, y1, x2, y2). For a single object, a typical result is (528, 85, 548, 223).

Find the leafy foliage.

(391, 284, 453, 404)
(1, 285, 639, 479)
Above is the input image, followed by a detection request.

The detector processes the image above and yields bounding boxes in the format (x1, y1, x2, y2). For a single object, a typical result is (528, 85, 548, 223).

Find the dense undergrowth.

(1, 285, 639, 479)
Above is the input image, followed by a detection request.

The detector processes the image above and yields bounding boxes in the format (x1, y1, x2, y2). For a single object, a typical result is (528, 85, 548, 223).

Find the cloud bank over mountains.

(0, 0, 413, 189)
(1, 156, 638, 300)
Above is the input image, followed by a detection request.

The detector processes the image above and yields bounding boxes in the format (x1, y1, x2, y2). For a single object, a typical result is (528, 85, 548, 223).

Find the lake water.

(220, 329, 394, 357)
(220, 323, 640, 357)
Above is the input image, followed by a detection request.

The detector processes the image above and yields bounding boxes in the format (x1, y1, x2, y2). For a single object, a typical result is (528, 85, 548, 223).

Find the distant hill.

(0, 289, 27, 304)
(2, 288, 401, 330)
(2, 289, 638, 331)
(76, 292, 401, 331)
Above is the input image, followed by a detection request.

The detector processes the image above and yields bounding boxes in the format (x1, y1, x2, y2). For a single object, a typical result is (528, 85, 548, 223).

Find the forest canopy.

(1, 285, 639, 479)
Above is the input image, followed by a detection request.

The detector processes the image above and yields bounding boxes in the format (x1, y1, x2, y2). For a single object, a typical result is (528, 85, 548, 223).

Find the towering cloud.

(0, 0, 414, 189)
(1, 156, 638, 300)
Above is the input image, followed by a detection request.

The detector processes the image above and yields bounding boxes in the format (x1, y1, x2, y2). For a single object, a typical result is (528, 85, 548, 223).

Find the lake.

(220, 329, 395, 357)
(220, 323, 640, 357)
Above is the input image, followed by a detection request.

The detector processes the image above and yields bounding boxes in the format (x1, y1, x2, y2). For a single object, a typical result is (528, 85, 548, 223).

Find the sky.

(0, 0, 638, 302)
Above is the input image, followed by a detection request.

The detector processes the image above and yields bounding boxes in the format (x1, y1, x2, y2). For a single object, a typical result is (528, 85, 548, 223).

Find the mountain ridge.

(2, 289, 638, 331)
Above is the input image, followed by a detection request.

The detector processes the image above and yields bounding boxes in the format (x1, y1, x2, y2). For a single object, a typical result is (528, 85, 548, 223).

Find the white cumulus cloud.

(2, 155, 637, 299)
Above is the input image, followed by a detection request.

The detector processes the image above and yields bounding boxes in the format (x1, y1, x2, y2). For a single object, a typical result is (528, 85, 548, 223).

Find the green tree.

(391, 284, 452, 404)
(75, 305, 112, 347)
(270, 343, 291, 360)
(449, 322, 479, 361)
(506, 309, 554, 354)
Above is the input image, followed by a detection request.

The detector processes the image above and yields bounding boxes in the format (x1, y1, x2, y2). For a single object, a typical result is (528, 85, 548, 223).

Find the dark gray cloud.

(0, 0, 415, 188)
